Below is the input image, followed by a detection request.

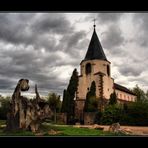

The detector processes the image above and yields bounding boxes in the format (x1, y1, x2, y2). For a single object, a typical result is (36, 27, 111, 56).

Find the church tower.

(75, 24, 114, 120)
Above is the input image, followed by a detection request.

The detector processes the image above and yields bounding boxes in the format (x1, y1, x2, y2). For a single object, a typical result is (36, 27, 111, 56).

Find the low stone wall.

(56, 113, 67, 124)
(84, 112, 96, 125)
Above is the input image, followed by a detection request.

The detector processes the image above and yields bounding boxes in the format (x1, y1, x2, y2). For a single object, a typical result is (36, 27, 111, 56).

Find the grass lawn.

(0, 120, 126, 136)
(0, 120, 6, 125)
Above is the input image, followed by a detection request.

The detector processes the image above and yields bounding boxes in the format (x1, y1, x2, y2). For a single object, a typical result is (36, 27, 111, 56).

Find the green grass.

(40, 123, 126, 136)
(0, 120, 126, 136)
(0, 120, 35, 136)
(0, 120, 6, 125)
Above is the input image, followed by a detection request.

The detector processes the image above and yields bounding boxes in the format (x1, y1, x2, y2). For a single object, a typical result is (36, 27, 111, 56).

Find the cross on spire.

(93, 18, 96, 28)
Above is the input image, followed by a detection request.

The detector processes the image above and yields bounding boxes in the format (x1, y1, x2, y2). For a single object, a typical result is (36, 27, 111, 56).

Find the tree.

(89, 81, 96, 96)
(0, 96, 10, 120)
(100, 104, 122, 125)
(109, 91, 117, 105)
(145, 90, 148, 100)
(123, 103, 128, 113)
(47, 93, 61, 123)
(120, 101, 148, 126)
(67, 69, 78, 124)
(61, 89, 67, 113)
(132, 85, 146, 102)
(84, 81, 98, 112)
(62, 68, 79, 124)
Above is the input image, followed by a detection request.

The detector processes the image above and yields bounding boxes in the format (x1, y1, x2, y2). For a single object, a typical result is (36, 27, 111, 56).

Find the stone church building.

(75, 25, 137, 121)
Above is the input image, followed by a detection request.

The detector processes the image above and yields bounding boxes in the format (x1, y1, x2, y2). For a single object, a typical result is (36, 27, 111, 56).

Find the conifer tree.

(61, 89, 67, 113)
(84, 81, 98, 112)
(62, 68, 78, 124)
(89, 81, 96, 96)
(109, 91, 117, 105)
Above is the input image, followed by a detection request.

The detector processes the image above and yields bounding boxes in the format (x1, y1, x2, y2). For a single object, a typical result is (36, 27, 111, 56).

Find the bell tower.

(75, 24, 114, 119)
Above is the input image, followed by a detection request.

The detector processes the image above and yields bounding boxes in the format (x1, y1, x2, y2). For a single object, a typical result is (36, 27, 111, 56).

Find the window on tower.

(85, 63, 91, 75)
(107, 65, 110, 76)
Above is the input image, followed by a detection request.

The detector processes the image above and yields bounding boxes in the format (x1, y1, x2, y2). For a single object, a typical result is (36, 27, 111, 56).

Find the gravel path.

(74, 125, 148, 136)
(101, 125, 148, 135)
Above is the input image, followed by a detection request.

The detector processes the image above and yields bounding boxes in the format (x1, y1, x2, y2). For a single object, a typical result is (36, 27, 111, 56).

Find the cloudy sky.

(0, 13, 148, 98)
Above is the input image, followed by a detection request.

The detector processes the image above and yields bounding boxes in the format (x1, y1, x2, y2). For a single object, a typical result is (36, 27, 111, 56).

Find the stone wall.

(84, 112, 96, 125)
(56, 113, 67, 124)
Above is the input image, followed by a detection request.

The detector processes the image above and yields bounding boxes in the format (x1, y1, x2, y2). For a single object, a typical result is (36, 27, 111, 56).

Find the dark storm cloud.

(31, 13, 73, 35)
(38, 79, 68, 95)
(1, 13, 147, 96)
(85, 13, 123, 25)
(119, 66, 142, 77)
(59, 30, 87, 58)
(117, 56, 148, 77)
(67, 31, 86, 48)
(0, 13, 35, 45)
(0, 78, 15, 89)
(0, 13, 74, 50)
(96, 13, 123, 24)
(132, 13, 148, 47)
(0, 13, 86, 96)
(101, 25, 125, 49)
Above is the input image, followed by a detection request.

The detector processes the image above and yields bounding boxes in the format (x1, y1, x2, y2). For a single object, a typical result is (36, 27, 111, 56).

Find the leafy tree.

(109, 91, 117, 105)
(0, 96, 10, 120)
(145, 90, 148, 100)
(100, 100, 148, 126)
(47, 93, 61, 123)
(132, 85, 146, 102)
(84, 81, 98, 112)
(94, 111, 103, 124)
(97, 85, 148, 126)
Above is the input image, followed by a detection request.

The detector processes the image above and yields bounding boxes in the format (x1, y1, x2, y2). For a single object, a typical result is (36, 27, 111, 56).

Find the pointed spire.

(83, 23, 107, 61)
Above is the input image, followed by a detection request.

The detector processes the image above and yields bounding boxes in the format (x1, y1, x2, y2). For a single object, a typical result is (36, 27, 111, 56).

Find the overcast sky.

(0, 13, 148, 98)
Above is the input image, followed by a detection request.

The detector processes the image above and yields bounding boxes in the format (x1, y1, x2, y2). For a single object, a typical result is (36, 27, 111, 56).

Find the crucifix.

(93, 18, 96, 28)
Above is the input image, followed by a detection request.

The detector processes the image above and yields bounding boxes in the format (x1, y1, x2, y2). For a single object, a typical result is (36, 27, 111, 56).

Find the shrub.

(100, 104, 122, 125)
(94, 111, 103, 124)
(100, 101, 148, 126)
(120, 101, 148, 126)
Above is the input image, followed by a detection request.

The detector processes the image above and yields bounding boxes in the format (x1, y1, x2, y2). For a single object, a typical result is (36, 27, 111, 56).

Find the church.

(75, 24, 137, 121)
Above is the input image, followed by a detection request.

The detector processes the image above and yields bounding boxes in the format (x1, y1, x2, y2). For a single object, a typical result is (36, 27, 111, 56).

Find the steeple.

(83, 24, 107, 61)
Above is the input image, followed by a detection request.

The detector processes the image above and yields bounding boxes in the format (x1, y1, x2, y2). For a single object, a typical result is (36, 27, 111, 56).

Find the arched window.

(120, 94, 122, 99)
(107, 65, 110, 76)
(85, 63, 91, 75)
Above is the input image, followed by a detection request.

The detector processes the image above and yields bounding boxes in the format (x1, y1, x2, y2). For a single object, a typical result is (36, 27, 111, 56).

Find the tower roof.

(83, 26, 107, 61)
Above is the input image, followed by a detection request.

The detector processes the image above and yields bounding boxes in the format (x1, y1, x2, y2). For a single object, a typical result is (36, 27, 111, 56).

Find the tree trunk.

(54, 109, 56, 124)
